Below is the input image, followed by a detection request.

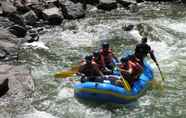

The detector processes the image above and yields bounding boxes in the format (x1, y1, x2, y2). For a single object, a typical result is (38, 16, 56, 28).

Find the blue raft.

(74, 61, 154, 104)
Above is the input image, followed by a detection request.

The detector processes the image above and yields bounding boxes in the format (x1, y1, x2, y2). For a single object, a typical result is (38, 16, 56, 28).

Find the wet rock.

(22, 10, 38, 26)
(25, 0, 40, 6)
(8, 25, 27, 38)
(0, 79, 9, 97)
(8, 14, 25, 27)
(80, 0, 100, 5)
(0, 48, 8, 60)
(42, 7, 63, 25)
(136, 0, 144, 3)
(0, 5, 2, 15)
(0, 30, 22, 62)
(60, 0, 85, 19)
(116, 0, 136, 9)
(27, 29, 39, 43)
(14, 0, 31, 14)
(97, 0, 117, 11)
(122, 24, 134, 31)
(29, 4, 44, 20)
(1, 1, 17, 16)
(0, 64, 34, 98)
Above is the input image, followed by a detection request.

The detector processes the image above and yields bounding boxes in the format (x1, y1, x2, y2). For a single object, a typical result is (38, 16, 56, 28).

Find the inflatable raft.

(74, 61, 154, 104)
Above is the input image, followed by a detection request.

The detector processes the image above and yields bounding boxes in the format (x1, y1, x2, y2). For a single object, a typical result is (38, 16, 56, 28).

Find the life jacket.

(128, 57, 143, 79)
(99, 48, 113, 66)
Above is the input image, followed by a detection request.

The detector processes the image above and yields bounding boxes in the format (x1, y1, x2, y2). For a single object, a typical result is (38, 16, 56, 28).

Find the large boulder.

(8, 14, 25, 27)
(22, 10, 38, 26)
(1, 1, 17, 16)
(97, 0, 117, 11)
(42, 7, 63, 25)
(8, 25, 27, 38)
(116, 0, 136, 9)
(60, 0, 85, 19)
(0, 30, 23, 62)
(0, 79, 9, 97)
(13, 0, 30, 14)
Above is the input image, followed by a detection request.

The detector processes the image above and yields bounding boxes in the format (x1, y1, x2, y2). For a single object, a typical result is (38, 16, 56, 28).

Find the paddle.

(54, 65, 80, 78)
(150, 51, 165, 81)
(155, 62, 165, 81)
(114, 65, 131, 92)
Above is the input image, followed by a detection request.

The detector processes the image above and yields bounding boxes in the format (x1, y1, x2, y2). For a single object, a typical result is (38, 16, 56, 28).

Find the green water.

(4, 2, 186, 118)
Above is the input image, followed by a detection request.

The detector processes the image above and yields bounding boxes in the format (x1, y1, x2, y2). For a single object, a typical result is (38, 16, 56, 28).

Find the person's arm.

(94, 64, 104, 77)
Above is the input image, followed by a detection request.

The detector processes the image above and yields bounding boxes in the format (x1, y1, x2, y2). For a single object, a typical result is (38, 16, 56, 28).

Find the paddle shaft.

(156, 62, 165, 81)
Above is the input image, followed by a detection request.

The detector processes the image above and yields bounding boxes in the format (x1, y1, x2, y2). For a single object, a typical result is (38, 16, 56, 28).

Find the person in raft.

(135, 37, 158, 66)
(98, 42, 119, 74)
(78, 55, 104, 83)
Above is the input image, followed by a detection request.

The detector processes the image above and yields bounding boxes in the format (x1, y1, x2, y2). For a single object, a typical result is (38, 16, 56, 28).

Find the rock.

(0, 30, 22, 62)
(42, 7, 62, 17)
(0, 5, 3, 15)
(116, 0, 136, 9)
(14, 0, 30, 14)
(0, 48, 8, 60)
(0, 79, 9, 97)
(1, 1, 17, 16)
(8, 25, 27, 38)
(42, 7, 63, 25)
(0, 64, 34, 98)
(80, 0, 100, 5)
(122, 24, 134, 31)
(22, 10, 38, 26)
(60, 0, 85, 19)
(25, 0, 40, 6)
(1, 1, 17, 15)
(47, 14, 63, 25)
(136, 0, 144, 3)
(29, 4, 44, 19)
(8, 14, 25, 27)
(97, 0, 117, 11)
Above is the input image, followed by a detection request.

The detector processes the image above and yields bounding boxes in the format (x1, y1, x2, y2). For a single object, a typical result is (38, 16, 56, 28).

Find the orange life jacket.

(128, 57, 143, 78)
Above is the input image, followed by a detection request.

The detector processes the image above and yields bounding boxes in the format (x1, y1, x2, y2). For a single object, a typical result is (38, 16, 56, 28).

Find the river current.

(1, 1, 186, 118)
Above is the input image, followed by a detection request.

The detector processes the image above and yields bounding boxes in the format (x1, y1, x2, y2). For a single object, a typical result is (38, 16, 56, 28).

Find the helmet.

(102, 42, 109, 49)
(85, 55, 92, 62)
(120, 57, 128, 63)
(142, 37, 147, 43)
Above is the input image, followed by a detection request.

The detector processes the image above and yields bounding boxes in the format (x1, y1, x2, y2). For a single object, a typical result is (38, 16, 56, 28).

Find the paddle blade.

(54, 71, 75, 78)
(54, 65, 80, 78)
(121, 77, 131, 92)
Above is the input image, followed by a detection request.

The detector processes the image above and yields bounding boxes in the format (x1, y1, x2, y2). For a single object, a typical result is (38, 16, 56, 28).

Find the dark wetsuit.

(134, 43, 154, 66)
(135, 43, 151, 56)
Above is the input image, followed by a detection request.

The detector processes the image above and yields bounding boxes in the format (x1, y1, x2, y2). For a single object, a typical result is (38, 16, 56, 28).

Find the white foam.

(23, 41, 49, 50)
(57, 87, 74, 99)
(16, 110, 59, 118)
(168, 23, 186, 33)
(129, 30, 142, 42)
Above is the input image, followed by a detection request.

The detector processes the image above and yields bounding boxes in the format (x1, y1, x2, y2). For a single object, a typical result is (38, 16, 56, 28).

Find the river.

(1, 1, 186, 118)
